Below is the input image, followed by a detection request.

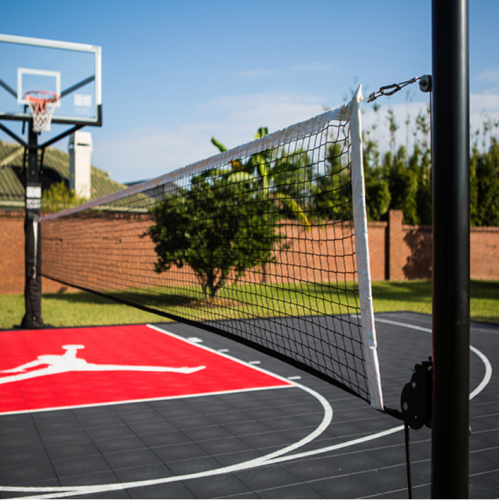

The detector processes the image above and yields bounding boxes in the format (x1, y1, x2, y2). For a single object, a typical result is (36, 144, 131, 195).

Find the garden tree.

(212, 127, 313, 282)
(386, 108, 399, 158)
(144, 172, 287, 300)
(211, 128, 312, 230)
(362, 118, 391, 221)
(271, 148, 316, 215)
(208, 108, 498, 228)
(364, 165, 391, 222)
(314, 142, 354, 220)
(383, 146, 419, 224)
(362, 105, 430, 225)
(41, 181, 88, 212)
(409, 143, 433, 225)
(380, 108, 421, 224)
(363, 103, 499, 227)
(410, 108, 433, 225)
(470, 135, 499, 226)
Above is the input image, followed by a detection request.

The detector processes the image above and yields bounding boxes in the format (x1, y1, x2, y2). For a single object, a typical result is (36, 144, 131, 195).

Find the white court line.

(469, 345, 493, 400)
(0, 325, 293, 417)
(1, 380, 334, 499)
(0, 319, 493, 498)
(373, 317, 433, 332)
(374, 317, 494, 400)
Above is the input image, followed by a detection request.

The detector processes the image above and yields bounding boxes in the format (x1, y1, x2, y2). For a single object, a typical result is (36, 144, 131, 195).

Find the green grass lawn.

(0, 280, 497, 329)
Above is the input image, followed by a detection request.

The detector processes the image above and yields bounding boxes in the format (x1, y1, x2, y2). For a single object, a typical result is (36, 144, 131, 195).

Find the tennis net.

(41, 86, 384, 410)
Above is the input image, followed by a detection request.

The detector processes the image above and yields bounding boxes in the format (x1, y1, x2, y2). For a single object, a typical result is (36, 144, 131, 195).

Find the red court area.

(0, 324, 291, 414)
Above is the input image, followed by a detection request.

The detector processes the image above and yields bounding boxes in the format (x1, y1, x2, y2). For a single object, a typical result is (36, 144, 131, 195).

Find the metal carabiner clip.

(379, 84, 402, 96)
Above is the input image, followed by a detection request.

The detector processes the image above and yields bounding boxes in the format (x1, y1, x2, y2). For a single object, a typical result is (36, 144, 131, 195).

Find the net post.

(431, 0, 470, 497)
(21, 122, 44, 329)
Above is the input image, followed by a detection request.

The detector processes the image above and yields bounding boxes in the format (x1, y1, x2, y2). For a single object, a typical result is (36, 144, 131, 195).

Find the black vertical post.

(431, 0, 470, 498)
(21, 123, 45, 329)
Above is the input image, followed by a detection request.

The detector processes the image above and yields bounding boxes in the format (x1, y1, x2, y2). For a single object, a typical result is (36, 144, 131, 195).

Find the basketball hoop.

(25, 91, 60, 133)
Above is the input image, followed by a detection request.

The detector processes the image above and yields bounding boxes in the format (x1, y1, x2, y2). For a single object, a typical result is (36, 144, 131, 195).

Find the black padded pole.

(21, 123, 45, 329)
(431, 0, 470, 497)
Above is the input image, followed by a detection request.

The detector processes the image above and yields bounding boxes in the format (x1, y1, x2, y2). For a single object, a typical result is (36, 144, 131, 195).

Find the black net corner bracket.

(400, 358, 433, 430)
(400, 358, 433, 498)
(419, 74, 433, 93)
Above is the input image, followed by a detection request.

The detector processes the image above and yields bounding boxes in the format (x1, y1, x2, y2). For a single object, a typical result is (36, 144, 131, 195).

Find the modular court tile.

(0, 312, 497, 499)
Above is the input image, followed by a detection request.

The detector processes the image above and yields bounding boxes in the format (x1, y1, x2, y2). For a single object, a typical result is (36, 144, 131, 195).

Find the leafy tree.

(144, 172, 287, 299)
(362, 121, 391, 221)
(41, 182, 88, 212)
(271, 148, 315, 215)
(383, 146, 419, 224)
(471, 135, 499, 226)
(386, 108, 399, 158)
(208, 107, 499, 229)
(211, 128, 312, 230)
(410, 108, 433, 225)
(410, 143, 432, 225)
(212, 127, 313, 283)
(314, 142, 354, 220)
(364, 166, 391, 222)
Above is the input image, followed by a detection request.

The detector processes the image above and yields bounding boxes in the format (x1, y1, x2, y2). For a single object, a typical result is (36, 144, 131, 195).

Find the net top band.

(41, 104, 351, 221)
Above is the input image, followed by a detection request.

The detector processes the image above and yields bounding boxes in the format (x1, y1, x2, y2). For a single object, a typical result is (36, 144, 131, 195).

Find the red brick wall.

(0, 210, 497, 294)
(0, 211, 77, 295)
(400, 223, 500, 281)
(0, 211, 24, 294)
(387, 210, 404, 280)
(367, 222, 387, 281)
(470, 227, 499, 279)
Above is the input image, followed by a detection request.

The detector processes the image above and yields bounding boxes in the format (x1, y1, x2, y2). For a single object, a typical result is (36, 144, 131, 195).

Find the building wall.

(0, 210, 498, 295)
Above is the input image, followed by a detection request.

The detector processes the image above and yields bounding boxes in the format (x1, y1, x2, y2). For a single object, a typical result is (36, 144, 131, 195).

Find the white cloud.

(238, 69, 274, 78)
(93, 91, 499, 183)
(93, 92, 326, 183)
(470, 92, 499, 114)
(291, 62, 331, 71)
(238, 63, 331, 78)
(200, 92, 325, 137)
(476, 68, 499, 84)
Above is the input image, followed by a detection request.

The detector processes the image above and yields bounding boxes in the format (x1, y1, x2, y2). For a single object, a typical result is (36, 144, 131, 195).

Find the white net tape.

(26, 92, 59, 133)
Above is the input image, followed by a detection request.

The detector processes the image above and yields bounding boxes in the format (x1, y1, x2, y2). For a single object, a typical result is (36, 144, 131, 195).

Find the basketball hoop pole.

(21, 120, 45, 329)
(16, 116, 85, 329)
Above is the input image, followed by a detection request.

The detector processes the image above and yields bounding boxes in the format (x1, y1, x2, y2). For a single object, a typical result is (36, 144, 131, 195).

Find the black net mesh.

(42, 113, 374, 404)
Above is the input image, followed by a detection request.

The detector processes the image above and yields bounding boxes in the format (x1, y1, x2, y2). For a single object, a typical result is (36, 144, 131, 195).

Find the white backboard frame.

(0, 33, 102, 126)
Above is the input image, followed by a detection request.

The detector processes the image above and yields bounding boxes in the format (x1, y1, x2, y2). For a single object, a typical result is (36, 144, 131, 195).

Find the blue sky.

(1, 0, 498, 183)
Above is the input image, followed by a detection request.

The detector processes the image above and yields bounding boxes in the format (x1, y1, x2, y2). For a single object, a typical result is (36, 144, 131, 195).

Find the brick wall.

(388, 210, 404, 280)
(0, 209, 497, 294)
(367, 222, 387, 281)
(0, 210, 77, 295)
(0, 211, 25, 294)
(470, 227, 499, 279)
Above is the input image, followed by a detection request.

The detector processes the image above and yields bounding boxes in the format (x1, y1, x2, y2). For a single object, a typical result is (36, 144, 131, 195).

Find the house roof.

(0, 140, 125, 209)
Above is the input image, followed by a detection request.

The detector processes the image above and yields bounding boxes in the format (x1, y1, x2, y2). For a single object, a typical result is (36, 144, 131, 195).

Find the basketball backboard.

(0, 34, 102, 127)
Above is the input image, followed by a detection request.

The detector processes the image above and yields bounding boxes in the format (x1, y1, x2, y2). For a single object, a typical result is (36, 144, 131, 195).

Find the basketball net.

(25, 91, 60, 133)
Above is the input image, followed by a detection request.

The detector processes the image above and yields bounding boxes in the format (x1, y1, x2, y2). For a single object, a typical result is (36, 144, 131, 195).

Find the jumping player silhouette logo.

(0, 344, 206, 385)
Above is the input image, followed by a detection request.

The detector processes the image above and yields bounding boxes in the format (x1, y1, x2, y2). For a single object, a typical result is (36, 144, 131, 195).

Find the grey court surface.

(0, 312, 497, 499)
